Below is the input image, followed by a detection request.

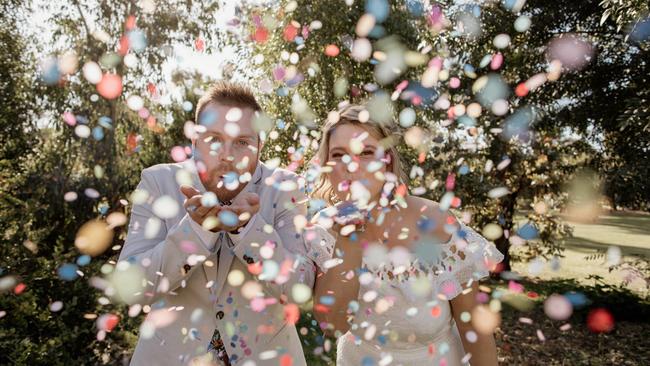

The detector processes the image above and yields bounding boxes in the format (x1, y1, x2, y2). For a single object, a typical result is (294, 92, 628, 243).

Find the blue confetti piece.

(76, 255, 91, 266)
(459, 165, 470, 175)
(517, 222, 538, 240)
(319, 295, 335, 306)
(457, 115, 476, 126)
(417, 217, 436, 233)
(564, 291, 589, 309)
(222, 172, 238, 185)
(182, 101, 193, 112)
(99, 204, 109, 215)
(58, 263, 79, 281)
(502, 0, 517, 11)
(404, 80, 439, 107)
(41, 58, 60, 85)
(92, 127, 104, 141)
(376, 334, 387, 345)
(365, 0, 389, 23)
(219, 210, 239, 227)
(406, 0, 423, 16)
(413, 239, 444, 266)
(198, 108, 218, 126)
(472, 4, 481, 17)
(98, 116, 113, 129)
(368, 24, 386, 38)
(76, 115, 89, 124)
(127, 29, 147, 53)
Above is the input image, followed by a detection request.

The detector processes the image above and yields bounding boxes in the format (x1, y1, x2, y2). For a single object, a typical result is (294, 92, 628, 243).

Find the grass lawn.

(512, 211, 650, 294)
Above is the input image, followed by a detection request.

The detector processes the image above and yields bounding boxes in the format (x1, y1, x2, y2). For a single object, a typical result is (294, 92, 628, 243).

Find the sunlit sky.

(26, 0, 245, 86)
(24, 0, 256, 128)
(21, 0, 601, 149)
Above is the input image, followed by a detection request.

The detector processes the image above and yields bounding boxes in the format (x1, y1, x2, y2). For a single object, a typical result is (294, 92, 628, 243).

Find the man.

(118, 82, 332, 366)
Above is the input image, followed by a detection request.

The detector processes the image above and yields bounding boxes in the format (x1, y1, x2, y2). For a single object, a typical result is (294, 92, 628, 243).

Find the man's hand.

(180, 185, 260, 233)
(181, 185, 222, 231)
(222, 192, 260, 233)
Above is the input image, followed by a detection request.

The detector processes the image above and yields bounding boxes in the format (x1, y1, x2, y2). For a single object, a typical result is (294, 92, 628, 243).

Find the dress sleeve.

(433, 222, 504, 300)
(304, 223, 337, 273)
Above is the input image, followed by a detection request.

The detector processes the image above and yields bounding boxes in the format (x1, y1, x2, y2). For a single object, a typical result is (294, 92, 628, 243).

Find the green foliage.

(233, 0, 606, 274)
(0, 1, 217, 364)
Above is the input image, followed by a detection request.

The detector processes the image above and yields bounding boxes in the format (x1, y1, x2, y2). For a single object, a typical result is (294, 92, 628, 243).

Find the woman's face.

(326, 123, 390, 205)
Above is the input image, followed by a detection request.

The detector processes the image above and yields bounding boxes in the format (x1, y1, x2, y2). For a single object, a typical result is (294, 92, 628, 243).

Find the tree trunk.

(494, 190, 517, 273)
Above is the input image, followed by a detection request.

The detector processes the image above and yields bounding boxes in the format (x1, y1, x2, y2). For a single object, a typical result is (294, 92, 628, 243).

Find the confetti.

(225, 107, 243, 122)
(58, 263, 79, 281)
(50, 301, 63, 312)
(126, 95, 144, 111)
(514, 15, 531, 32)
(325, 44, 340, 57)
(482, 223, 503, 241)
(351, 38, 372, 61)
(58, 51, 78, 75)
(75, 220, 114, 257)
(544, 294, 573, 320)
(471, 305, 501, 335)
(547, 35, 594, 71)
(365, 0, 389, 23)
(487, 187, 509, 199)
(356, 13, 376, 37)
(398, 107, 416, 128)
(75, 125, 91, 138)
(97, 73, 123, 100)
(493, 34, 511, 49)
(152, 196, 180, 219)
(40, 57, 60, 85)
(291, 283, 312, 304)
(587, 308, 615, 333)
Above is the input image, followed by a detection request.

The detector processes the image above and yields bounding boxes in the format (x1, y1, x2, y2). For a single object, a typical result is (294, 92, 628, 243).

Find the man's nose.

(218, 142, 235, 162)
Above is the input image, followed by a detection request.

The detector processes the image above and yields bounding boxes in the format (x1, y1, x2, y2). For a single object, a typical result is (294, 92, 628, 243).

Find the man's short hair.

(195, 81, 262, 122)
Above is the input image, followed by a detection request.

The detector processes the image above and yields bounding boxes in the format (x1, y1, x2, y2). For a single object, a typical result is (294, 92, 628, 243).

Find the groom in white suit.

(118, 82, 332, 366)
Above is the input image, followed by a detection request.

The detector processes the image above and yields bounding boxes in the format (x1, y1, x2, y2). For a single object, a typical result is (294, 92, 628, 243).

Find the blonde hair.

(309, 103, 408, 206)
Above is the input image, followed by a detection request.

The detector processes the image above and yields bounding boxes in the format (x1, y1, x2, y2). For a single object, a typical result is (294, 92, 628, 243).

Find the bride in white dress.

(308, 104, 503, 366)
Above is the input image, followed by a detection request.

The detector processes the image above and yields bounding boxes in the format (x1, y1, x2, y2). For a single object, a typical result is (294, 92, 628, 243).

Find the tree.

(0, 0, 221, 363)
(229, 0, 605, 278)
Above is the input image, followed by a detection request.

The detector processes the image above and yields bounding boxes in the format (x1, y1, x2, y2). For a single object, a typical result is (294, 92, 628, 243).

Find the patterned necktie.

(206, 240, 232, 366)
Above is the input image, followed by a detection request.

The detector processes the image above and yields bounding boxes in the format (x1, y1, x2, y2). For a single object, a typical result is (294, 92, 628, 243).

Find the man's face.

(193, 102, 260, 199)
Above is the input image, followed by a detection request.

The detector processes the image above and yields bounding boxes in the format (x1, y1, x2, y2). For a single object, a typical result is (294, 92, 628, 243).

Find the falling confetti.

(75, 220, 114, 257)
(96, 73, 123, 100)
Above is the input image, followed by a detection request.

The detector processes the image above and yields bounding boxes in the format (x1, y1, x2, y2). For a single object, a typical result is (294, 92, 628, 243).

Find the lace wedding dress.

(312, 221, 504, 366)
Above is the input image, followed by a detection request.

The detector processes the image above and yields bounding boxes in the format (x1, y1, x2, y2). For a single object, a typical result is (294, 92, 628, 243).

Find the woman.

(308, 103, 504, 366)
